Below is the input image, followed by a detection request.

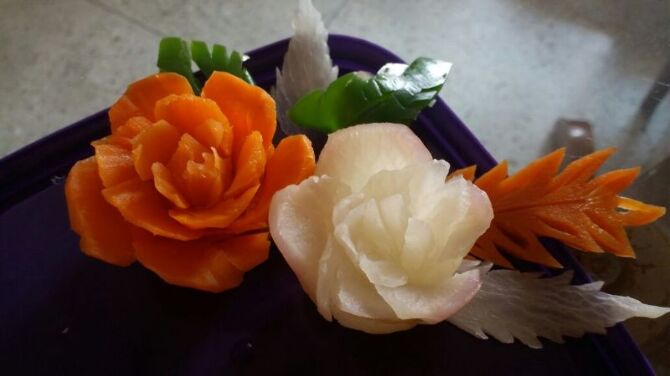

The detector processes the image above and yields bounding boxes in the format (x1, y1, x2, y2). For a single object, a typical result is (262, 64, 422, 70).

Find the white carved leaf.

(448, 269, 670, 349)
(274, 0, 338, 136)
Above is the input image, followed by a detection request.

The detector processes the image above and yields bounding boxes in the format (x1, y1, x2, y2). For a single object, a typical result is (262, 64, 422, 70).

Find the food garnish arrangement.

(64, 0, 668, 350)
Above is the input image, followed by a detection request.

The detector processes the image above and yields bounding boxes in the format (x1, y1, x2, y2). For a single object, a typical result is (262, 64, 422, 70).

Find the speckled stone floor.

(1, 0, 669, 373)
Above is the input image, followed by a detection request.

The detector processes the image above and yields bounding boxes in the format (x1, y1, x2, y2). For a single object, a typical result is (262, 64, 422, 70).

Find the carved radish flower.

(269, 123, 493, 333)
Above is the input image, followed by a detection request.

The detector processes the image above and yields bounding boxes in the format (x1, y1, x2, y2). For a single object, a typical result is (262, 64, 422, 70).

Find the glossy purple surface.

(0, 35, 653, 375)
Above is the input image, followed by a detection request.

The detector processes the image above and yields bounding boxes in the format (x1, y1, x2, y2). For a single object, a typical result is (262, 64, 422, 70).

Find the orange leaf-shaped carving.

(450, 148, 666, 268)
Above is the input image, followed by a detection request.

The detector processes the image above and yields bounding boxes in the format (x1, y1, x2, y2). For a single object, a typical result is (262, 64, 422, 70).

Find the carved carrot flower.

(65, 71, 315, 292)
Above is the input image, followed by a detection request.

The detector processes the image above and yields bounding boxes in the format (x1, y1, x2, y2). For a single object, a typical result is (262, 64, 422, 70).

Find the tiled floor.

(2, 0, 669, 373)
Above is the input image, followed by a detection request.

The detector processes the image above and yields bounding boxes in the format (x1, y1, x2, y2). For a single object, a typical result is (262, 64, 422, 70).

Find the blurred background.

(1, 0, 669, 373)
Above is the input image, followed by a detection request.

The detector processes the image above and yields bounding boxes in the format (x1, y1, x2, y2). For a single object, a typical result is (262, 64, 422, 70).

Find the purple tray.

(0, 35, 653, 375)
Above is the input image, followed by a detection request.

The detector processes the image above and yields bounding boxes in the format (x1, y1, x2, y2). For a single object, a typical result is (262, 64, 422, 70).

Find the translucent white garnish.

(274, 0, 338, 135)
(270, 123, 493, 333)
(448, 269, 670, 348)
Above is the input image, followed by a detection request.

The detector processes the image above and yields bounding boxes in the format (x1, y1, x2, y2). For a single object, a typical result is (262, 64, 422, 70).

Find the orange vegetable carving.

(449, 148, 666, 268)
(65, 72, 316, 292)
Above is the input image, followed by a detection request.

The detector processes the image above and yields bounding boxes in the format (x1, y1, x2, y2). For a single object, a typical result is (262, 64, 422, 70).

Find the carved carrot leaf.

(450, 148, 666, 268)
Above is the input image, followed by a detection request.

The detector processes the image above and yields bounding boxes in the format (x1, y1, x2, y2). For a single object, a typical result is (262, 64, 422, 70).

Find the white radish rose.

(269, 123, 493, 333)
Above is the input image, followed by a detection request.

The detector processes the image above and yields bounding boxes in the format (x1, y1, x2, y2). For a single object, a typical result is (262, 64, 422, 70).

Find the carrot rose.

(65, 71, 316, 292)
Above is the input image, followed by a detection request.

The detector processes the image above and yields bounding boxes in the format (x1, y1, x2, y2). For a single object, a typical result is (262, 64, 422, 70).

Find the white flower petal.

(457, 259, 484, 273)
(332, 249, 400, 320)
(406, 174, 492, 279)
(366, 159, 450, 227)
(406, 160, 452, 216)
(408, 163, 462, 222)
(331, 308, 417, 334)
(269, 176, 350, 301)
(316, 123, 433, 192)
(421, 178, 469, 258)
(363, 163, 492, 278)
(360, 166, 413, 202)
(358, 256, 408, 288)
(331, 193, 364, 225)
(376, 268, 483, 324)
(401, 217, 434, 273)
(333, 198, 407, 286)
(378, 194, 410, 250)
(435, 177, 493, 264)
(410, 255, 464, 287)
(333, 200, 408, 288)
(315, 235, 338, 321)
(350, 198, 396, 259)
(332, 199, 375, 263)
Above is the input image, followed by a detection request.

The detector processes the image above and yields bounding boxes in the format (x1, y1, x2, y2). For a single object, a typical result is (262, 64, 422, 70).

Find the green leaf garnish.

(157, 37, 202, 94)
(157, 37, 254, 94)
(209, 45, 255, 85)
(288, 57, 452, 133)
(191, 40, 214, 78)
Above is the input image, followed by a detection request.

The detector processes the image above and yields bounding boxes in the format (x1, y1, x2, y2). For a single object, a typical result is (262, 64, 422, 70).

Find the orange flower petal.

(108, 96, 141, 134)
(111, 116, 153, 149)
(132, 120, 182, 180)
(166, 133, 214, 204)
(94, 142, 138, 188)
(65, 157, 135, 266)
(109, 73, 193, 132)
(102, 178, 203, 241)
(151, 162, 189, 209)
(181, 149, 226, 208)
(169, 184, 260, 230)
(217, 119, 234, 158)
(168, 133, 209, 173)
(265, 144, 275, 161)
(192, 118, 234, 157)
(132, 229, 246, 293)
(201, 72, 276, 155)
(224, 131, 266, 198)
(218, 232, 271, 272)
(220, 157, 234, 197)
(226, 135, 315, 234)
(154, 94, 232, 154)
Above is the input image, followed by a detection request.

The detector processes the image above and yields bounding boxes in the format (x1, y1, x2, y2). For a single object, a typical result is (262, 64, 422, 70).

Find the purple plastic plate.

(0, 35, 653, 375)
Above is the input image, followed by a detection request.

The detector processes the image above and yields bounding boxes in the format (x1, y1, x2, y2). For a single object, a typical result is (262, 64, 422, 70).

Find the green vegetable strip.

(211, 44, 230, 72)
(227, 51, 244, 79)
(157, 37, 202, 94)
(288, 57, 452, 133)
(157, 37, 254, 93)
(191, 40, 214, 78)
(212, 46, 254, 85)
